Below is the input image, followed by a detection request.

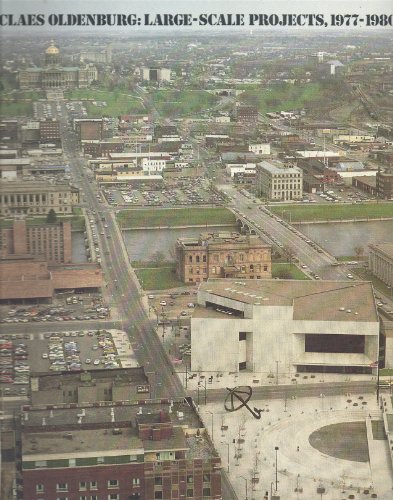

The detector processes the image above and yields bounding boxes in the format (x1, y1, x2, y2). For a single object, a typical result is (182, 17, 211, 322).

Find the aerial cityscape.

(0, 4, 393, 499)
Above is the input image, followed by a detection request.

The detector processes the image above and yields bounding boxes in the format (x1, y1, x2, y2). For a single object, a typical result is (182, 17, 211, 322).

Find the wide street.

(220, 183, 359, 280)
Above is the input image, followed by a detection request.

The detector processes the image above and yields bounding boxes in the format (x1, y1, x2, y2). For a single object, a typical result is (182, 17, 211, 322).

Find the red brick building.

(75, 119, 104, 142)
(0, 257, 102, 301)
(21, 400, 222, 500)
(176, 232, 272, 284)
(1, 219, 72, 264)
(39, 119, 61, 144)
(376, 167, 393, 200)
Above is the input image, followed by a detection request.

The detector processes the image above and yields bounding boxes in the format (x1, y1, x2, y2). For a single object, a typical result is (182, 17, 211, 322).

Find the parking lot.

(101, 177, 225, 207)
(0, 293, 110, 325)
(0, 328, 136, 397)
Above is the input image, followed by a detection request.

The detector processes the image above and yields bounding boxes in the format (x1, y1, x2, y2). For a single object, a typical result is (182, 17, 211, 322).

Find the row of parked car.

(0, 339, 29, 387)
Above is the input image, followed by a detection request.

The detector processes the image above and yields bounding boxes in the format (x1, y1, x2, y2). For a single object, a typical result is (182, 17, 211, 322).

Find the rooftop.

(369, 243, 393, 260)
(32, 368, 148, 391)
(198, 279, 378, 322)
(258, 159, 302, 175)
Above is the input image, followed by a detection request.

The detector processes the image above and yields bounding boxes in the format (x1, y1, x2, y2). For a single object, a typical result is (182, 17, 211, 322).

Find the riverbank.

(269, 202, 393, 223)
(116, 207, 236, 229)
(294, 217, 393, 225)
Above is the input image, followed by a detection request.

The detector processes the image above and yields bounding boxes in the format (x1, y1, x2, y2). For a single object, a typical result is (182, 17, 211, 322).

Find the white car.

(160, 300, 167, 306)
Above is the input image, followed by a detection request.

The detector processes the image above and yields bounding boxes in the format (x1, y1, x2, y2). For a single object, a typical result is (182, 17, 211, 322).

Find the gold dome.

(45, 41, 59, 55)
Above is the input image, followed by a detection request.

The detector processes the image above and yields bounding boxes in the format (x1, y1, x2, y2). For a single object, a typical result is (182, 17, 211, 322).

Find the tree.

(354, 245, 364, 259)
(151, 250, 165, 266)
(46, 209, 57, 223)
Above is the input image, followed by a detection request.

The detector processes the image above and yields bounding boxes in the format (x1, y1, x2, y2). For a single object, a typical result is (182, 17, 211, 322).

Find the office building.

(0, 218, 72, 264)
(0, 180, 79, 216)
(256, 160, 303, 201)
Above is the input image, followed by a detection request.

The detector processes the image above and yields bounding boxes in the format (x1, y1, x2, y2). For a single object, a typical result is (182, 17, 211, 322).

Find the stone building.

(369, 243, 393, 288)
(0, 180, 79, 216)
(176, 232, 272, 284)
(256, 160, 303, 201)
(18, 40, 98, 90)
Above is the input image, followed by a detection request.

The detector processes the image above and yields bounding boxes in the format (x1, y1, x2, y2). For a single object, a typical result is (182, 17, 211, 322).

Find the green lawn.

(135, 266, 186, 290)
(64, 89, 145, 117)
(0, 101, 33, 117)
(272, 263, 309, 280)
(116, 208, 236, 228)
(132, 261, 174, 268)
(151, 90, 218, 117)
(269, 203, 393, 222)
(240, 80, 348, 114)
(241, 82, 323, 113)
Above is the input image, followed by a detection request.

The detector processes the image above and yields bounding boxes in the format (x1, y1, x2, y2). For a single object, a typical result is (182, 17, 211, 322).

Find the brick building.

(0, 258, 102, 301)
(21, 400, 221, 500)
(0, 180, 79, 216)
(75, 119, 104, 142)
(176, 232, 272, 284)
(39, 119, 61, 145)
(234, 105, 258, 123)
(1, 219, 72, 264)
(376, 168, 393, 200)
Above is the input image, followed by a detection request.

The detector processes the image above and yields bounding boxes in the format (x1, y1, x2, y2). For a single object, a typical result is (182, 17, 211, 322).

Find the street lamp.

(206, 410, 214, 442)
(275, 446, 279, 491)
(220, 441, 230, 472)
(275, 361, 279, 385)
(239, 475, 248, 500)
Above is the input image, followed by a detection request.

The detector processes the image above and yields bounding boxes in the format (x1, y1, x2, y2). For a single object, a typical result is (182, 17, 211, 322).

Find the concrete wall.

(191, 301, 379, 374)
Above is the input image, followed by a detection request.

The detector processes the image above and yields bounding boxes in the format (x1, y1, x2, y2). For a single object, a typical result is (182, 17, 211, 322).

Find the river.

(121, 220, 393, 261)
(298, 220, 393, 256)
(72, 220, 393, 263)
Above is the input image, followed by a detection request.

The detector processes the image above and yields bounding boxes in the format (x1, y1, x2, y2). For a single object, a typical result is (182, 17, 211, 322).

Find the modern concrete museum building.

(191, 279, 379, 375)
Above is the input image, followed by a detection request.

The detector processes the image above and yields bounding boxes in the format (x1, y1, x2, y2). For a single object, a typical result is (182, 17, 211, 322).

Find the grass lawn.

(272, 263, 309, 280)
(116, 208, 236, 228)
(309, 422, 369, 462)
(64, 89, 145, 117)
(135, 266, 186, 290)
(0, 101, 33, 117)
(132, 261, 174, 268)
(241, 82, 323, 113)
(269, 202, 393, 222)
(151, 90, 218, 117)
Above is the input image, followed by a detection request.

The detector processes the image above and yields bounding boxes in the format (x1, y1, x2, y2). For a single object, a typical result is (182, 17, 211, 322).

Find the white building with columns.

(369, 243, 393, 288)
(191, 279, 379, 376)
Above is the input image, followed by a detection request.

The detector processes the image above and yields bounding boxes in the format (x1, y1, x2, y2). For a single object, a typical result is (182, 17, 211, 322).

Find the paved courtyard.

(199, 392, 392, 500)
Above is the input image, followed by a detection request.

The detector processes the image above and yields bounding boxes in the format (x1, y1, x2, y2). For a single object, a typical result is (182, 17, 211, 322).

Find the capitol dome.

(45, 41, 60, 55)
